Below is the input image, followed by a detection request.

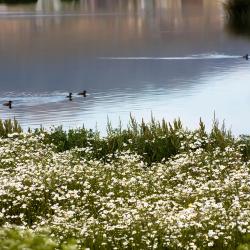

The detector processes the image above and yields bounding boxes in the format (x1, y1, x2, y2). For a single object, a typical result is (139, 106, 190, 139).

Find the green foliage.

(238, 245, 250, 250)
(237, 234, 250, 250)
(0, 228, 78, 250)
(42, 116, 238, 165)
(42, 116, 184, 165)
(42, 126, 98, 152)
(0, 229, 56, 250)
(0, 116, 239, 165)
(0, 118, 22, 138)
(238, 135, 250, 161)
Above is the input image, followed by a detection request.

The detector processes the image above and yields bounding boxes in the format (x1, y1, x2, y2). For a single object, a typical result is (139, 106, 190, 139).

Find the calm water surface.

(0, 0, 250, 134)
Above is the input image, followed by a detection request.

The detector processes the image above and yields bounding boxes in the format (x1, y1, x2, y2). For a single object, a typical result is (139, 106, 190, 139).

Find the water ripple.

(99, 54, 242, 60)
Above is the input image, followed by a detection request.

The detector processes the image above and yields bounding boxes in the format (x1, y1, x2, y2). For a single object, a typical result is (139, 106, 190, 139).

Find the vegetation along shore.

(1, 118, 250, 249)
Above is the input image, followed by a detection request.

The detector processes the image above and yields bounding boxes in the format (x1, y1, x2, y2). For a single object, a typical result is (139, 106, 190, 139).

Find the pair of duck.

(67, 90, 87, 101)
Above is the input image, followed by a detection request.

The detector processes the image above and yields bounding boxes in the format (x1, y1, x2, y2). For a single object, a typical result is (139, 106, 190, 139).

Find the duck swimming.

(66, 92, 73, 101)
(243, 54, 249, 60)
(78, 90, 87, 97)
(3, 101, 12, 109)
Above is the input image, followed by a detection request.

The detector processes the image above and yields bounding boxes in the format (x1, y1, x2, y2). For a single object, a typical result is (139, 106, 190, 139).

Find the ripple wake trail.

(99, 54, 242, 60)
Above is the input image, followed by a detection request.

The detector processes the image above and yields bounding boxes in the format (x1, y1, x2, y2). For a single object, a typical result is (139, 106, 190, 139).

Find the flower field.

(1, 119, 250, 249)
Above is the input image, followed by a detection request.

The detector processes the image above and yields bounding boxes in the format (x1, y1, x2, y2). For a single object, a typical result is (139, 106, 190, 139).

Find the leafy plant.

(0, 118, 22, 138)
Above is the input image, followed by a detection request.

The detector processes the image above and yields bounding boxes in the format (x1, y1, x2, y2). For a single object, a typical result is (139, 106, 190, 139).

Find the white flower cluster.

(0, 132, 250, 249)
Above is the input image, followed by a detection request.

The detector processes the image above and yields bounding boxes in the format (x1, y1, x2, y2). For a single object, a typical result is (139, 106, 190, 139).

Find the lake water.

(0, 0, 250, 134)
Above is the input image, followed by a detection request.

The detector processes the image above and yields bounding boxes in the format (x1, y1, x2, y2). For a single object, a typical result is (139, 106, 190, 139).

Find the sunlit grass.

(36, 116, 238, 165)
(1, 118, 250, 249)
(0, 118, 22, 138)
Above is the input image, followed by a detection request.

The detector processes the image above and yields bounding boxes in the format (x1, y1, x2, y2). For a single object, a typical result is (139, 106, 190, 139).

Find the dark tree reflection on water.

(224, 0, 250, 38)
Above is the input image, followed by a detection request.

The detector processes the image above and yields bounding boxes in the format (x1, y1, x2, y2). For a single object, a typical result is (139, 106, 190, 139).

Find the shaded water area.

(0, 0, 250, 134)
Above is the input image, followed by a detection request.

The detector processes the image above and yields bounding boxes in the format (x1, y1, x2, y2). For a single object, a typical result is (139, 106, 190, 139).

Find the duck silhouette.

(66, 92, 73, 101)
(3, 101, 12, 109)
(243, 54, 249, 60)
(78, 90, 87, 97)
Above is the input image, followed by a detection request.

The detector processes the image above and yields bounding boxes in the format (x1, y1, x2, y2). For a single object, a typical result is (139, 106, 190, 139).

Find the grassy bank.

(1, 118, 250, 249)
(2, 117, 250, 164)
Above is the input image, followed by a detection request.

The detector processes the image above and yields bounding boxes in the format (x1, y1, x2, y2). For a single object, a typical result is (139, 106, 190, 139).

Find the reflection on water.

(0, 0, 250, 134)
(224, 0, 250, 38)
(225, 15, 250, 38)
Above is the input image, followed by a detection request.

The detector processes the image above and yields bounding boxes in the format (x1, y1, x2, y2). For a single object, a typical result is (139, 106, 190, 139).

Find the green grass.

(1, 117, 248, 165)
(0, 118, 22, 138)
(38, 116, 238, 165)
(41, 117, 184, 165)
(0, 228, 78, 250)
